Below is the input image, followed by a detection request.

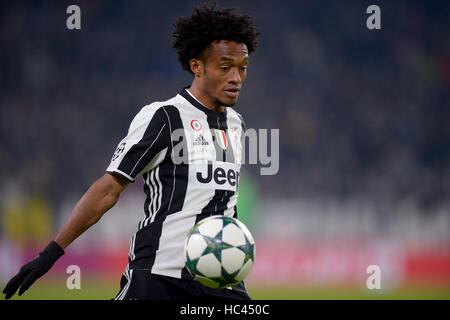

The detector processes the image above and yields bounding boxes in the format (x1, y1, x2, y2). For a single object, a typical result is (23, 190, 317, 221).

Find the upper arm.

(99, 172, 130, 197)
(108, 172, 130, 189)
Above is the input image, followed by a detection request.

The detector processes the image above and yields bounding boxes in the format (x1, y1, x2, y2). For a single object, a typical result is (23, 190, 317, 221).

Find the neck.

(188, 81, 225, 113)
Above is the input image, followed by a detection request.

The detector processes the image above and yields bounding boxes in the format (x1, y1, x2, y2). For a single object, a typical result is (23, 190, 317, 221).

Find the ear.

(189, 58, 203, 77)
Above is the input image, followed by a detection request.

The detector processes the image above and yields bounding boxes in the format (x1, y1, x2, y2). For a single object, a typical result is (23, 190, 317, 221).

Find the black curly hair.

(172, 3, 260, 74)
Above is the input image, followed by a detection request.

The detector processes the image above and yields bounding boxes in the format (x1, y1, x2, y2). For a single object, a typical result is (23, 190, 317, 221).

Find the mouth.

(223, 88, 240, 98)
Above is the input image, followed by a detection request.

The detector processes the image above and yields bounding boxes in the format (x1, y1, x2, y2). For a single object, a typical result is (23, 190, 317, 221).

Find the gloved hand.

(3, 240, 64, 299)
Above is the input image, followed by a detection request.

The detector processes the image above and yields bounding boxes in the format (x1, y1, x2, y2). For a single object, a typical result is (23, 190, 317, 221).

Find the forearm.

(3, 173, 129, 299)
(54, 174, 125, 249)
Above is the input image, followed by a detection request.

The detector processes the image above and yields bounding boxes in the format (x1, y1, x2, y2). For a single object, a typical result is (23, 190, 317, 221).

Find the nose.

(228, 67, 242, 84)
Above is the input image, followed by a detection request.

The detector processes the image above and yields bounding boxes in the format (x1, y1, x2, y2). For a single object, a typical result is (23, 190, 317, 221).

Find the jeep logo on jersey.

(193, 161, 240, 192)
(214, 129, 227, 150)
(191, 120, 202, 131)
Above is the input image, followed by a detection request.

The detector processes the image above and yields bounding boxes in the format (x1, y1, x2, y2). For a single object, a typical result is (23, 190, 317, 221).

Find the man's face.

(196, 40, 249, 109)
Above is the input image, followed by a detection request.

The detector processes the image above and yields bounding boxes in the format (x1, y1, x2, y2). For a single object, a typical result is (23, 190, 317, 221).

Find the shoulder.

(227, 108, 247, 131)
(139, 95, 180, 117)
(129, 96, 180, 128)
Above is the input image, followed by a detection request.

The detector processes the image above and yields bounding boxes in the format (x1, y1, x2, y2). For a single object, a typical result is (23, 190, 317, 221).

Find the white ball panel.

(233, 219, 255, 244)
(186, 234, 207, 259)
(221, 247, 245, 274)
(222, 223, 246, 246)
(198, 218, 223, 238)
(234, 259, 254, 282)
(196, 253, 222, 278)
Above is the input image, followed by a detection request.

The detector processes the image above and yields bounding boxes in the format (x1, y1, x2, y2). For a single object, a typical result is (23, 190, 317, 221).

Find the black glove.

(3, 240, 64, 299)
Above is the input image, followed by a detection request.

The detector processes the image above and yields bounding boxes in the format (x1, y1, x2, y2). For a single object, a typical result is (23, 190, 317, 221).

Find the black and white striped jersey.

(106, 87, 246, 280)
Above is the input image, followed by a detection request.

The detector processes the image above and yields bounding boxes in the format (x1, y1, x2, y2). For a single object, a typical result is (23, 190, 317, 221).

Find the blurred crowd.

(0, 0, 449, 236)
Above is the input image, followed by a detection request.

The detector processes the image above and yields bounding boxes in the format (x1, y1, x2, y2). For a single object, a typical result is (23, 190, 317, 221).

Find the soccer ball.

(184, 215, 255, 289)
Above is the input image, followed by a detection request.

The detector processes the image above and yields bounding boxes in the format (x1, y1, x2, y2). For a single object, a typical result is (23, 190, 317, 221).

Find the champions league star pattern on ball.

(184, 215, 255, 289)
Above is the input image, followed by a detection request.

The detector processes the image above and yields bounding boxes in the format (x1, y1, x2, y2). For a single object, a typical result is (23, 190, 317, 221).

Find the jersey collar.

(180, 86, 227, 118)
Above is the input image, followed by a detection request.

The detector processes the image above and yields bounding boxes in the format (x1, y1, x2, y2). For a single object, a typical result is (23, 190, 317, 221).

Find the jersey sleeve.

(106, 105, 170, 182)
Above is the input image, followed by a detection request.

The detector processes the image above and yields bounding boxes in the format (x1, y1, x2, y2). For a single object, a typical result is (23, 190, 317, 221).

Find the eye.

(221, 66, 230, 71)
(240, 66, 247, 71)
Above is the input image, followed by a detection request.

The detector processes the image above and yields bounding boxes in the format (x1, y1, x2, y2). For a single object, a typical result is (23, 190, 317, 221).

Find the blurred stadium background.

(0, 0, 449, 299)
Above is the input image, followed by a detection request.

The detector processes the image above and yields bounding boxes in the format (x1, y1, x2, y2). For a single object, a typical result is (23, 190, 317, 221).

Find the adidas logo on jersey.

(193, 134, 209, 146)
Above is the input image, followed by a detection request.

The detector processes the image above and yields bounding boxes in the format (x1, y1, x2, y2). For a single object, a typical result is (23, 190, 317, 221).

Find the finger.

(3, 271, 30, 299)
(18, 270, 40, 296)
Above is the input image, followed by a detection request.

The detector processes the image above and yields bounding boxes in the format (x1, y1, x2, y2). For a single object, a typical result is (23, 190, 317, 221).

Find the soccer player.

(3, 4, 260, 300)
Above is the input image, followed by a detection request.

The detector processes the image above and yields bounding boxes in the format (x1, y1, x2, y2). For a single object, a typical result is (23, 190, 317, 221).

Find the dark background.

(0, 0, 449, 299)
(1, 1, 448, 208)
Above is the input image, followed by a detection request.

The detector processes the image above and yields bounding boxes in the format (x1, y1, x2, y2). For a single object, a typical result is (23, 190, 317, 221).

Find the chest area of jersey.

(175, 112, 243, 165)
